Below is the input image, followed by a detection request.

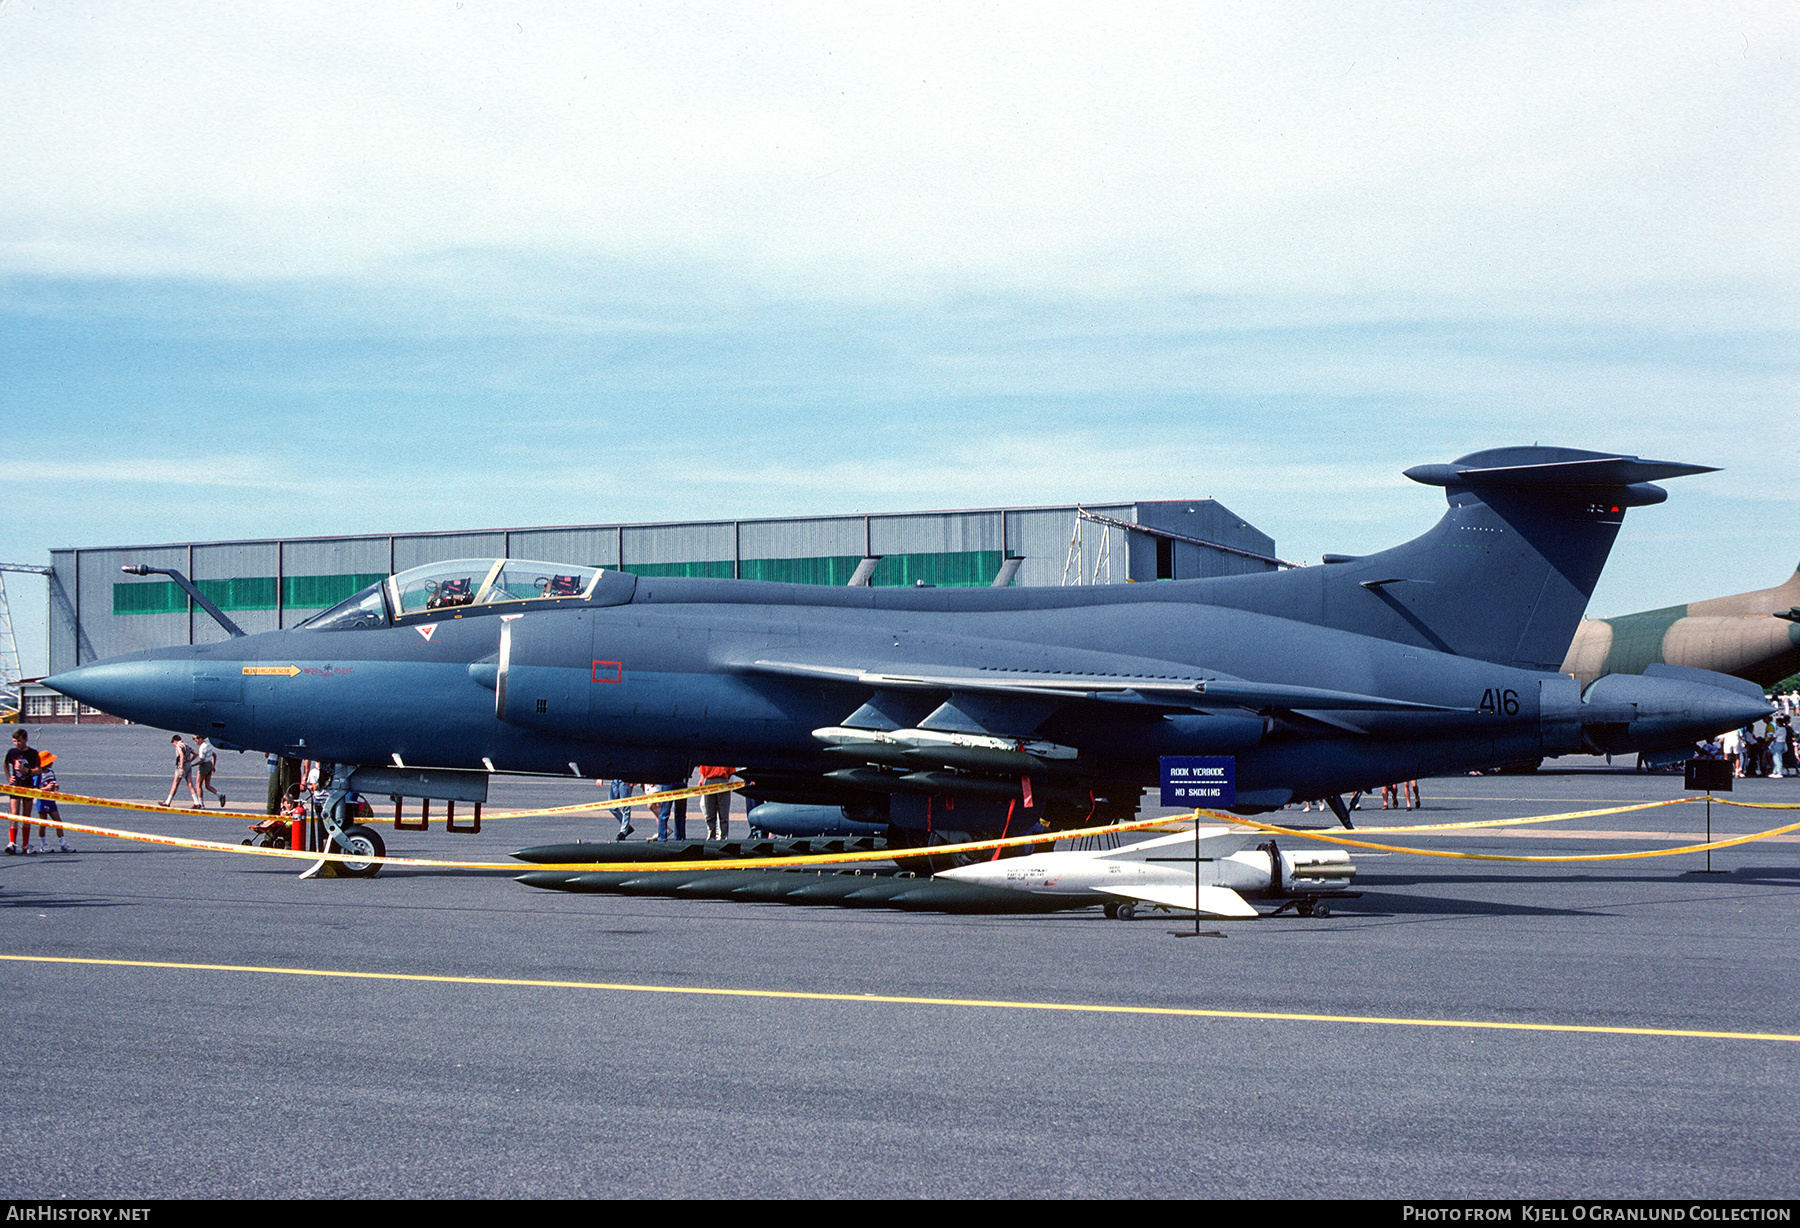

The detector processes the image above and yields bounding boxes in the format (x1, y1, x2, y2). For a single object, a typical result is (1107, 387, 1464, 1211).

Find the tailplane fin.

(1202, 447, 1715, 670)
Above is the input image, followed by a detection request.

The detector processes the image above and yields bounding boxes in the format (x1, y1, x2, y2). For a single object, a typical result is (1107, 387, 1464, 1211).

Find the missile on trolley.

(934, 826, 1356, 919)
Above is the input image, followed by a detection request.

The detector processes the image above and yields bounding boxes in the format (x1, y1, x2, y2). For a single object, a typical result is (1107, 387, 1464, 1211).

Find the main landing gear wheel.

(1112, 901, 1139, 921)
(332, 824, 386, 877)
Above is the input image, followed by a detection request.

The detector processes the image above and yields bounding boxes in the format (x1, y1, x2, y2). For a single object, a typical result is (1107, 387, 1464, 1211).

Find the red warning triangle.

(416, 624, 437, 641)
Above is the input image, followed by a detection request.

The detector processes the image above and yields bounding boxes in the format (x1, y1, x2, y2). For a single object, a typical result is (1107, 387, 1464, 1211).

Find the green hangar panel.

(48, 499, 1278, 670)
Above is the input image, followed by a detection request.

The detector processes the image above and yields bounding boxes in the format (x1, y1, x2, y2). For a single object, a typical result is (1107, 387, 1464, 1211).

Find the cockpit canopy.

(302, 558, 631, 631)
(391, 558, 609, 614)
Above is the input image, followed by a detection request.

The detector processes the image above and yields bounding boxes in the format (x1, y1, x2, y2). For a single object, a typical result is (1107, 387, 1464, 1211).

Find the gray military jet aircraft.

(45, 446, 1771, 865)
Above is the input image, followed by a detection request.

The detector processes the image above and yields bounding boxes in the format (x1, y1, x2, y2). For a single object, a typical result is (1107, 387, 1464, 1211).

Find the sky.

(1, 1, 1795, 674)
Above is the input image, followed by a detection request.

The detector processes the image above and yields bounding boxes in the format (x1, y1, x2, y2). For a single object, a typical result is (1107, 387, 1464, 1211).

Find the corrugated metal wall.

(49, 498, 1273, 669)
(1130, 500, 1281, 580)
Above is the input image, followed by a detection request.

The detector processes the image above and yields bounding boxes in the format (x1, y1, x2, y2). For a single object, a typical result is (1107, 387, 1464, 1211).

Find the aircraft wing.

(1108, 883, 1260, 919)
(749, 659, 1462, 713)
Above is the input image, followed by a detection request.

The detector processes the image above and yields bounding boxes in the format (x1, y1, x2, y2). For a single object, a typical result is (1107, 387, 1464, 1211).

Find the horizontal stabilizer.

(1111, 883, 1258, 919)
(1405, 451, 1716, 489)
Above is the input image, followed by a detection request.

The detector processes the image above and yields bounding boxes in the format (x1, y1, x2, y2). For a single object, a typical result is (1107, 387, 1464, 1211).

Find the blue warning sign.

(1159, 756, 1236, 808)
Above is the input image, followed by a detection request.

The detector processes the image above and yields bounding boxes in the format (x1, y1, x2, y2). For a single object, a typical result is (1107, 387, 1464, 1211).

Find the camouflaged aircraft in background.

(1561, 566, 1800, 689)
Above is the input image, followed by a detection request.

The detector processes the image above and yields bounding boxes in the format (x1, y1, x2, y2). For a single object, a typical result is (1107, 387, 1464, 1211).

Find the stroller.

(244, 783, 373, 848)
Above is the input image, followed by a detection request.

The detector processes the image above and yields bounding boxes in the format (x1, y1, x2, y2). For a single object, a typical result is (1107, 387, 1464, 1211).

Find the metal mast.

(0, 564, 53, 718)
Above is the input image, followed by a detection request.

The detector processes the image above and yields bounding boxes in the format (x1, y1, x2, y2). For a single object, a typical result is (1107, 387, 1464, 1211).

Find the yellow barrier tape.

(512, 812, 1231, 873)
(1, 784, 228, 817)
(0, 779, 745, 823)
(1430, 792, 1800, 809)
(479, 779, 745, 819)
(0, 795, 1182, 874)
(0, 812, 514, 869)
(7, 782, 1796, 873)
(1321, 797, 1691, 833)
(1220, 810, 1800, 862)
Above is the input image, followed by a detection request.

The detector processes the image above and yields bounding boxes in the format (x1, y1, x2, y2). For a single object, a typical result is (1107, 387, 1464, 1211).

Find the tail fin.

(1203, 447, 1715, 670)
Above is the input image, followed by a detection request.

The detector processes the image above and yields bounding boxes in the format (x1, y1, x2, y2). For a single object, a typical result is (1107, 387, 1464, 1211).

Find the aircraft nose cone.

(45, 657, 198, 728)
(1581, 668, 1775, 754)
(1661, 688, 1771, 749)
(1712, 691, 1777, 732)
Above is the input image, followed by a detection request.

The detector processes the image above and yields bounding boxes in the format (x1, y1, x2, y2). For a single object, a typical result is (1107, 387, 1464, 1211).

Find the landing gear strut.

(299, 764, 385, 879)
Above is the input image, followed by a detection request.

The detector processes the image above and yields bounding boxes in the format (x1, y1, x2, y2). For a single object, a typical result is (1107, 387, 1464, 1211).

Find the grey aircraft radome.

(46, 446, 1772, 869)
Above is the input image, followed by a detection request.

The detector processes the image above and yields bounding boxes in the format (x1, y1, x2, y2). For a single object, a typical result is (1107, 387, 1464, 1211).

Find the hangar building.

(47, 498, 1279, 673)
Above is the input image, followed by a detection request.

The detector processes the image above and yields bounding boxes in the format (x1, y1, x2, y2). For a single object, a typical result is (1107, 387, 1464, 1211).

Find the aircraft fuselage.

(51, 578, 1749, 814)
(48, 447, 1774, 827)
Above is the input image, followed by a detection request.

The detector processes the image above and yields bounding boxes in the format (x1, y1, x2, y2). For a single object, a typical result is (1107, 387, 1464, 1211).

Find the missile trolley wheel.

(332, 824, 386, 877)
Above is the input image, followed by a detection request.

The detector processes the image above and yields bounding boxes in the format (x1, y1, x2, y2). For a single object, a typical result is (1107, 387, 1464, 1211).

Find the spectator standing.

(164, 735, 202, 807)
(5, 730, 39, 854)
(194, 736, 227, 808)
(603, 779, 635, 839)
(651, 780, 688, 842)
(26, 752, 71, 854)
(697, 765, 735, 839)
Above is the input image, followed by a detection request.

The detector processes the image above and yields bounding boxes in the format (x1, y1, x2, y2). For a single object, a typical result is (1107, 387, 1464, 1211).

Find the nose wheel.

(299, 764, 389, 879)
(331, 824, 386, 877)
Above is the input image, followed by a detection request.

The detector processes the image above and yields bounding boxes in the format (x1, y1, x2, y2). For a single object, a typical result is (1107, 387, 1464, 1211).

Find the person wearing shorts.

(26, 754, 70, 854)
(164, 735, 201, 808)
(194, 736, 226, 808)
(6, 730, 39, 854)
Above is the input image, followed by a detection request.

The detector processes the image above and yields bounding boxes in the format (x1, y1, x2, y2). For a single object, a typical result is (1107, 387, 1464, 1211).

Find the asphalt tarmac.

(3, 725, 1796, 1199)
